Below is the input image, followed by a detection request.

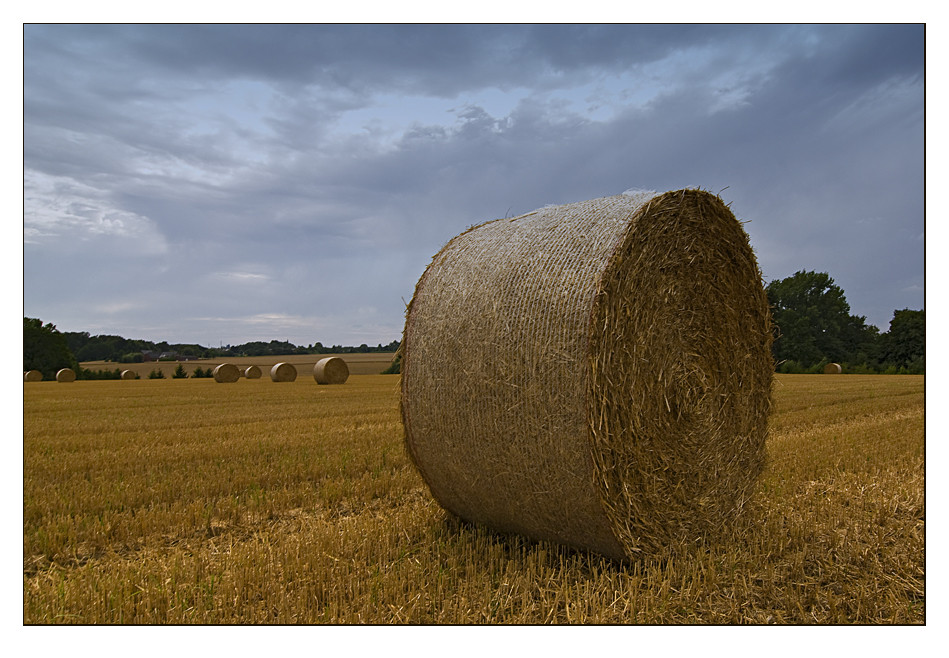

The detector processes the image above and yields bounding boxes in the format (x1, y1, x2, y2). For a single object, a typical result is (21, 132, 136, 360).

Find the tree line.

(767, 270, 924, 374)
(24, 270, 923, 380)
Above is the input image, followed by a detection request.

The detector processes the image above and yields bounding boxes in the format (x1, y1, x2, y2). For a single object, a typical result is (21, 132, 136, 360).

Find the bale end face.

(120, 369, 136, 380)
(24, 370, 43, 382)
(244, 365, 262, 379)
(314, 357, 349, 385)
(824, 362, 843, 374)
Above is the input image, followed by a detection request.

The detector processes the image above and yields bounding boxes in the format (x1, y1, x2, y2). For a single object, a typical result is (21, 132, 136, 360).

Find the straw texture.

(24, 370, 42, 382)
(270, 362, 297, 382)
(120, 369, 136, 380)
(213, 363, 241, 383)
(314, 357, 349, 385)
(401, 189, 773, 561)
(56, 368, 76, 383)
(244, 365, 262, 379)
(824, 363, 842, 374)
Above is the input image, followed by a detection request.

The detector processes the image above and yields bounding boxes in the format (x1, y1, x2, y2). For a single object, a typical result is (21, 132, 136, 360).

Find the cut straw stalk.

(401, 189, 773, 560)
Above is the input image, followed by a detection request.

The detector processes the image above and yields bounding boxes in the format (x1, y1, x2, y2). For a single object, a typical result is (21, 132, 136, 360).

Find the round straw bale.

(401, 189, 774, 561)
(120, 369, 136, 380)
(244, 365, 262, 379)
(313, 357, 349, 385)
(24, 370, 43, 382)
(270, 362, 297, 382)
(213, 363, 241, 383)
(56, 368, 76, 383)
(823, 362, 842, 374)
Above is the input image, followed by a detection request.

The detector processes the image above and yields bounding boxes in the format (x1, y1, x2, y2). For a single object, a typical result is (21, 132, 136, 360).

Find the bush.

(172, 364, 188, 379)
(381, 353, 401, 374)
(148, 369, 165, 379)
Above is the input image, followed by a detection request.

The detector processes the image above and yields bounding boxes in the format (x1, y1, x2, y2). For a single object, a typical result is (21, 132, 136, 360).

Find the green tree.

(878, 309, 925, 373)
(172, 363, 188, 379)
(766, 271, 876, 369)
(24, 317, 78, 380)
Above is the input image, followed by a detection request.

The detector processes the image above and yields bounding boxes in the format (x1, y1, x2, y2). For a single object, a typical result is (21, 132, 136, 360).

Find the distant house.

(142, 350, 161, 362)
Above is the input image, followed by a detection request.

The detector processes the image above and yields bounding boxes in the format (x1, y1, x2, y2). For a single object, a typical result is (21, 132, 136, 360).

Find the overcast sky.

(23, 24, 924, 347)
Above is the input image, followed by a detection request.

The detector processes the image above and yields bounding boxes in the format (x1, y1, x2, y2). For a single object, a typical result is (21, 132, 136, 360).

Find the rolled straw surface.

(24, 370, 42, 382)
(120, 369, 136, 380)
(244, 365, 262, 379)
(314, 357, 349, 385)
(401, 189, 773, 560)
(56, 368, 76, 383)
(823, 362, 842, 374)
(213, 363, 241, 383)
(270, 362, 297, 382)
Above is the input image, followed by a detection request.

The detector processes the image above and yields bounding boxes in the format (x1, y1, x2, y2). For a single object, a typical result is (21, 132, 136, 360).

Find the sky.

(22, 23, 925, 347)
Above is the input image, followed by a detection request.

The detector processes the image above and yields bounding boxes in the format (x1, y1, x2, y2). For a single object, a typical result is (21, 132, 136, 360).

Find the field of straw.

(23, 373, 923, 624)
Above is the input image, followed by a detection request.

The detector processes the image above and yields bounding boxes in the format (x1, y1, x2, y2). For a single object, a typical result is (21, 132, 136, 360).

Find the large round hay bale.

(24, 370, 42, 382)
(56, 368, 76, 383)
(313, 357, 349, 385)
(120, 369, 136, 380)
(401, 189, 774, 561)
(244, 365, 262, 379)
(270, 362, 297, 382)
(823, 362, 842, 374)
(213, 363, 241, 383)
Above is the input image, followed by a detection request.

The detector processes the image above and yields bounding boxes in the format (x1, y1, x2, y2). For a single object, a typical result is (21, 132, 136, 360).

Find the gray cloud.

(23, 24, 924, 344)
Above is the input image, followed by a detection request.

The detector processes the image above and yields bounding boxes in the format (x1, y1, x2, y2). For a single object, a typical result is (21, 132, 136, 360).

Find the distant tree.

(148, 369, 165, 379)
(24, 317, 79, 380)
(766, 271, 877, 369)
(172, 364, 188, 379)
(878, 309, 925, 373)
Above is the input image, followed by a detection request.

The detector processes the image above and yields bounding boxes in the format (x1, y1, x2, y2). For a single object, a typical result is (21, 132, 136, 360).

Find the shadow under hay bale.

(824, 362, 842, 374)
(314, 357, 349, 385)
(270, 362, 297, 382)
(56, 368, 76, 383)
(24, 370, 42, 382)
(400, 189, 773, 561)
(213, 363, 241, 383)
(244, 365, 262, 379)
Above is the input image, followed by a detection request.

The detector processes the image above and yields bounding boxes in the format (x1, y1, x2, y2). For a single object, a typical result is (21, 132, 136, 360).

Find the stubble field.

(23, 373, 923, 624)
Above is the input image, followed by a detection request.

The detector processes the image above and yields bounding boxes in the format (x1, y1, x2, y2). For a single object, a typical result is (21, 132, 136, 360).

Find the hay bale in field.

(823, 362, 842, 374)
(213, 363, 241, 383)
(24, 370, 42, 382)
(244, 365, 262, 379)
(120, 369, 136, 380)
(270, 362, 297, 382)
(400, 189, 774, 561)
(56, 368, 76, 383)
(313, 357, 349, 385)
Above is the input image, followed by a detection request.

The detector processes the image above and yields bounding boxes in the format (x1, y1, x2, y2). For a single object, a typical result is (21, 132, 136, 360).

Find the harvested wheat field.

(23, 374, 922, 624)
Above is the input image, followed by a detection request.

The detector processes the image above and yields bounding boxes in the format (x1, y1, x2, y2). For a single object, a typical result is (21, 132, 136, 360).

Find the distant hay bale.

(56, 368, 76, 383)
(270, 362, 297, 382)
(213, 363, 241, 383)
(824, 362, 842, 374)
(24, 370, 42, 382)
(314, 357, 349, 385)
(244, 365, 262, 379)
(401, 189, 774, 561)
(120, 369, 136, 380)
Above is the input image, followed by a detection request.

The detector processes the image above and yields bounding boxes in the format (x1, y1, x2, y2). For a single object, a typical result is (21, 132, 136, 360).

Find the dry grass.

(23, 374, 923, 624)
